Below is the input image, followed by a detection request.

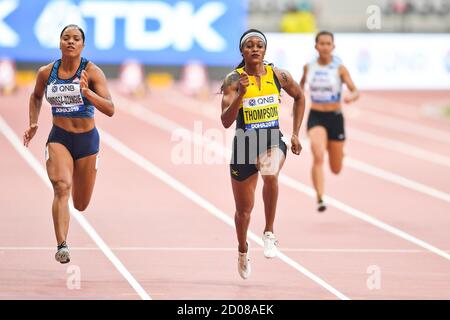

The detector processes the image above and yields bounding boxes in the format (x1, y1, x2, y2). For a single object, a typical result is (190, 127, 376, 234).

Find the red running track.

(0, 83, 449, 299)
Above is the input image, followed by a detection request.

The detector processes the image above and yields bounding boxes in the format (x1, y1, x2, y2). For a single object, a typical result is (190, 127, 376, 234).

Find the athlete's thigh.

(46, 143, 73, 185)
(231, 173, 258, 212)
(72, 153, 98, 204)
(327, 140, 344, 172)
(308, 126, 328, 158)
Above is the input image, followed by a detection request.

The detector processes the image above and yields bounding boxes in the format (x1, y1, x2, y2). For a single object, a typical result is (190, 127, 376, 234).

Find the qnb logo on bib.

(243, 94, 277, 108)
(242, 94, 279, 130)
(46, 83, 84, 109)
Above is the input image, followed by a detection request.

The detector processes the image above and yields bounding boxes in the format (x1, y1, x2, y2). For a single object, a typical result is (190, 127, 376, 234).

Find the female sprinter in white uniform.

(23, 25, 114, 263)
(300, 31, 359, 212)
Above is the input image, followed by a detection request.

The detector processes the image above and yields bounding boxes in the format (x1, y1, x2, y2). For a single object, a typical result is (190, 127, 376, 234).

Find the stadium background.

(1, 0, 450, 91)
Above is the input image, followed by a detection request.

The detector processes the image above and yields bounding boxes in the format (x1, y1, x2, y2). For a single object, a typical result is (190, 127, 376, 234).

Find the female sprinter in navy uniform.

(23, 25, 114, 263)
(300, 31, 359, 212)
(221, 29, 305, 279)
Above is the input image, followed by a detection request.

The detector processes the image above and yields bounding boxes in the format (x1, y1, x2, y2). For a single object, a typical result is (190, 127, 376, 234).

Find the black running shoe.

(317, 199, 327, 212)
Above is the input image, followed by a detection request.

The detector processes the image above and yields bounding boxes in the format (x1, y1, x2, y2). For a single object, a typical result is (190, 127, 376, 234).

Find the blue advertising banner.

(0, 0, 246, 65)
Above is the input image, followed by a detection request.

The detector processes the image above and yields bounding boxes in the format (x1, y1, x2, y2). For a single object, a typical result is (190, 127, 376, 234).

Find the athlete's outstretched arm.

(274, 68, 305, 155)
(220, 71, 249, 129)
(24, 64, 51, 147)
(82, 63, 115, 117)
(340, 65, 359, 104)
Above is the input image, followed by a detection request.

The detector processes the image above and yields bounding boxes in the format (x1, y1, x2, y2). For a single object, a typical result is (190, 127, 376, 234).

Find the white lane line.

(112, 94, 450, 261)
(1, 247, 449, 253)
(99, 127, 350, 300)
(160, 92, 450, 200)
(162, 88, 450, 145)
(279, 175, 450, 261)
(165, 91, 450, 167)
(296, 138, 450, 203)
(348, 127, 450, 168)
(286, 138, 450, 204)
(345, 157, 450, 203)
(357, 96, 450, 144)
(0, 115, 151, 301)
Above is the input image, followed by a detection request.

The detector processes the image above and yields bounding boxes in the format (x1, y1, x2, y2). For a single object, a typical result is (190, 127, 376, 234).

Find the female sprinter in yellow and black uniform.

(23, 25, 114, 263)
(300, 31, 359, 212)
(221, 29, 305, 279)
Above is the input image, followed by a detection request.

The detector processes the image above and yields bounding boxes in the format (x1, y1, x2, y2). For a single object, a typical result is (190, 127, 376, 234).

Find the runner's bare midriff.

(53, 117, 95, 133)
(310, 101, 341, 112)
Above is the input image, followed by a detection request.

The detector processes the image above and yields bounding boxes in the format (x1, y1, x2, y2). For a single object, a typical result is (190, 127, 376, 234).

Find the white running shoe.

(238, 242, 251, 280)
(263, 231, 279, 258)
(55, 241, 70, 264)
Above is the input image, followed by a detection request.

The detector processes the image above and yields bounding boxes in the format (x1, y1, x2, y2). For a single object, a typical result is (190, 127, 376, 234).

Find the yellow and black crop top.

(235, 64, 281, 131)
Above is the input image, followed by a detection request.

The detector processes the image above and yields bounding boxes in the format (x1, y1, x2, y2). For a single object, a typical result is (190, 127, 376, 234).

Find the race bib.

(309, 70, 341, 103)
(46, 83, 85, 113)
(242, 94, 279, 130)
